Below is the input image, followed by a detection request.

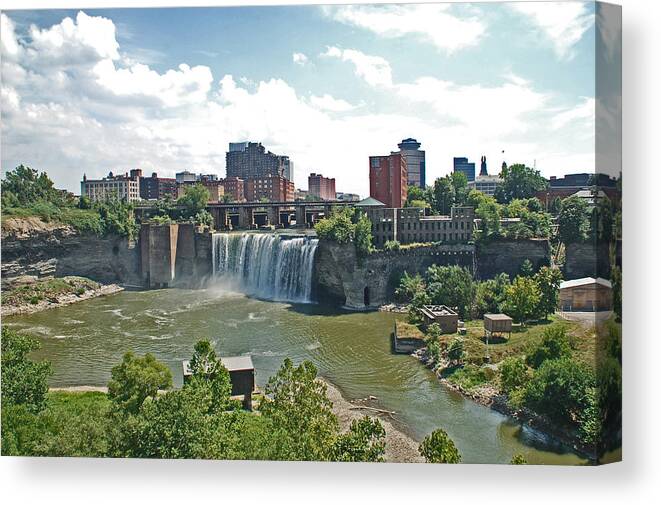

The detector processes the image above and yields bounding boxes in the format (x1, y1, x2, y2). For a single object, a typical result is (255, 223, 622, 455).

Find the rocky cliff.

(1, 217, 141, 287)
(476, 239, 551, 280)
(313, 241, 475, 309)
(564, 240, 621, 280)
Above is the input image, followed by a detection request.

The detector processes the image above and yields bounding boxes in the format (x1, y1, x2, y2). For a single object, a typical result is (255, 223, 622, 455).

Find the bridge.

(135, 200, 357, 230)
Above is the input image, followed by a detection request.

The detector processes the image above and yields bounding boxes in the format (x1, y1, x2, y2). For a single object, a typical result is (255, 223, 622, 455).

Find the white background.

(1, 0, 658, 503)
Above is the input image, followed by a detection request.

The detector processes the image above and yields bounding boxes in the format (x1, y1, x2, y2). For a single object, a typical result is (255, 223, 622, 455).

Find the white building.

(469, 175, 503, 196)
(81, 170, 141, 202)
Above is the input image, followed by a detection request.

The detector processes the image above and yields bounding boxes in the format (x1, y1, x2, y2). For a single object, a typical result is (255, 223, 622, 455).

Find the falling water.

(212, 233, 318, 303)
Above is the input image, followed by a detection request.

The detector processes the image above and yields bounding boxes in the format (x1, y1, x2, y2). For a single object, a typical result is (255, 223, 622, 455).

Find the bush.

(315, 207, 373, 256)
(447, 364, 489, 390)
(526, 325, 572, 369)
(499, 357, 530, 394)
(383, 240, 400, 251)
(418, 428, 461, 463)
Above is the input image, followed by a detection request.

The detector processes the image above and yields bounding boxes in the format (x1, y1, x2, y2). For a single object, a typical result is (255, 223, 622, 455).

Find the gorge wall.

(564, 240, 622, 280)
(313, 241, 475, 309)
(475, 239, 551, 280)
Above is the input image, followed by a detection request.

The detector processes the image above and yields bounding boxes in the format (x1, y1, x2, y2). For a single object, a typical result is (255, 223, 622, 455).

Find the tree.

(1, 327, 52, 414)
(432, 176, 455, 215)
(474, 273, 510, 317)
(502, 276, 541, 324)
(331, 416, 386, 462)
(450, 171, 469, 206)
(526, 325, 572, 369)
(495, 164, 548, 203)
(426, 265, 475, 319)
(77, 195, 92, 210)
(534, 266, 563, 320)
(193, 209, 214, 228)
(519, 259, 534, 277)
(107, 352, 173, 414)
(446, 338, 465, 365)
(187, 339, 232, 414)
(1, 164, 64, 207)
(314, 207, 373, 257)
(405, 185, 426, 206)
(499, 357, 530, 394)
(558, 196, 590, 244)
(395, 271, 426, 302)
(259, 359, 338, 461)
(590, 197, 614, 244)
(96, 194, 139, 239)
(510, 454, 528, 464)
(418, 428, 461, 463)
(354, 211, 374, 256)
(611, 264, 622, 321)
(474, 197, 502, 240)
(178, 183, 209, 218)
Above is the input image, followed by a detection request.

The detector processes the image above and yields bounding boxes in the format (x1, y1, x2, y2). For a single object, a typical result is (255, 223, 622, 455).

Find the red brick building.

(245, 175, 294, 202)
(221, 176, 245, 202)
(308, 173, 336, 201)
(369, 153, 407, 208)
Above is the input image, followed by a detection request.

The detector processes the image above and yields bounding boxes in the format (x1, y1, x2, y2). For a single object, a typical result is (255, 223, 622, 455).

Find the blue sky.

(1, 2, 604, 195)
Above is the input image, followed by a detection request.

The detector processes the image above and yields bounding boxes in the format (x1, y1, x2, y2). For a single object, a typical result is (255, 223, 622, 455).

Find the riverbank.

(1, 276, 124, 317)
(322, 379, 424, 464)
(411, 347, 597, 462)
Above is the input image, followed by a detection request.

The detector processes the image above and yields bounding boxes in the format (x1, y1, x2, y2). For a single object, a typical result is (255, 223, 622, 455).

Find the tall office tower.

(397, 138, 426, 188)
(226, 142, 293, 181)
(453, 157, 476, 182)
(369, 153, 407, 208)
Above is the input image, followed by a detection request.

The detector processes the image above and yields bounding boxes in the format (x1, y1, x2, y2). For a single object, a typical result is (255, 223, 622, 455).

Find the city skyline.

(1, 3, 602, 195)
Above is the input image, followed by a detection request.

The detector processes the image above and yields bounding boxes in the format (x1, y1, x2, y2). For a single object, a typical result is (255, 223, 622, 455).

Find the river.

(4, 286, 586, 465)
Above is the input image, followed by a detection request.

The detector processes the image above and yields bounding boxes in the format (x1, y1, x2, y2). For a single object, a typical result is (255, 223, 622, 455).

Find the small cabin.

(559, 277, 613, 312)
(420, 305, 459, 334)
(484, 314, 513, 339)
(182, 355, 255, 410)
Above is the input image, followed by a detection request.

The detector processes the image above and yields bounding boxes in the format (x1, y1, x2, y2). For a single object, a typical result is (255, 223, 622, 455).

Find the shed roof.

(356, 197, 385, 207)
(420, 305, 458, 318)
(182, 355, 254, 376)
(484, 313, 513, 321)
(560, 277, 612, 290)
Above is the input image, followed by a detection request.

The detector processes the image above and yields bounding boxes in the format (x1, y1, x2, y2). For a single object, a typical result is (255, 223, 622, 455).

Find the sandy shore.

(322, 379, 424, 464)
(2, 283, 124, 317)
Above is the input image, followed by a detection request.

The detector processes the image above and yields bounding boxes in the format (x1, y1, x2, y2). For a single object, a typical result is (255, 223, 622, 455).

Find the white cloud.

(551, 97, 595, 130)
(321, 46, 392, 88)
(324, 4, 486, 54)
(309, 94, 356, 112)
(292, 52, 308, 66)
(511, 2, 594, 60)
(1, 11, 596, 196)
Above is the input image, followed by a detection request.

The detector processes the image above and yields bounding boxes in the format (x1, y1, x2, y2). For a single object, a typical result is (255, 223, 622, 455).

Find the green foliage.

(519, 259, 534, 277)
(331, 416, 386, 462)
(107, 352, 173, 414)
(447, 338, 465, 365)
(522, 358, 596, 441)
(1, 327, 52, 414)
(1, 165, 66, 207)
(193, 209, 214, 228)
(474, 196, 502, 240)
(432, 176, 455, 215)
(177, 183, 210, 218)
(502, 276, 541, 324)
(499, 357, 530, 394)
(534, 266, 563, 320)
(383, 239, 401, 251)
(426, 265, 475, 319)
(95, 195, 139, 239)
(510, 453, 528, 464)
(495, 164, 548, 203)
(187, 339, 232, 413)
(611, 265, 622, 321)
(77, 195, 92, 209)
(474, 273, 510, 317)
(151, 214, 173, 224)
(395, 271, 426, 302)
(418, 428, 461, 463)
(407, 289, 431, 324)
(315, 207, 373, 256)
(446, 364, 488, 389)
(450, 171, 469, 206)
(526, 325, 572, 369)
(558, 196, 590, 244)
(259, 358, 338, 461)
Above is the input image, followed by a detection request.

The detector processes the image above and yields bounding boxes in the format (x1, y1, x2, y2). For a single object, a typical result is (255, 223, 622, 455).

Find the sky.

(1, 2, 604, 196)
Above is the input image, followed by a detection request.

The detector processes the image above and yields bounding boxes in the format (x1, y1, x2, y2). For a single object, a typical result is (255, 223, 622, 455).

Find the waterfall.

(211, 233, 318, 303)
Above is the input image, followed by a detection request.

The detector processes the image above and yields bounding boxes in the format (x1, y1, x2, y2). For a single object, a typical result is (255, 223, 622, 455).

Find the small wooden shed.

(182, 355, 255, 410)
(484, 314, 513, 339)
(558, 277, 613, 312)
(420, 305, 459, 334)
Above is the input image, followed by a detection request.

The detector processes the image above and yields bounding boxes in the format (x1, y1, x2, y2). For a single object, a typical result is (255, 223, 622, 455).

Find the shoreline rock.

(2, 282, 124, 317)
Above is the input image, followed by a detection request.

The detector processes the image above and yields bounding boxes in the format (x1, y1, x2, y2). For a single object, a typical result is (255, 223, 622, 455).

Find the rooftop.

(560, 277, 613, 290)
(421, 305, 458, 318)
(182, 355, 254, 376)
(357, 197, 385, 207)
(484, 313, 513, 321)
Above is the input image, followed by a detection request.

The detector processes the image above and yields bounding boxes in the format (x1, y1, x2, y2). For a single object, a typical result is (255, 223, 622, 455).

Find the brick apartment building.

(139, 172, 178, 200)
(221, 176, 245, 202)
(244, 175, 295, 202)
(369, 153, 407, 208)
(226, 142, 293, 181)
(308, 173, 336, 200)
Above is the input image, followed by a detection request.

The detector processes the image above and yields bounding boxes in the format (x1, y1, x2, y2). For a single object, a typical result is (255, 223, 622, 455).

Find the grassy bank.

(2, 276, 101, 307)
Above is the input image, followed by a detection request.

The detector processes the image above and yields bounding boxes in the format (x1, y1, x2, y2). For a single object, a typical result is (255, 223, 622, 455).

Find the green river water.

(5, 287, 587, 465)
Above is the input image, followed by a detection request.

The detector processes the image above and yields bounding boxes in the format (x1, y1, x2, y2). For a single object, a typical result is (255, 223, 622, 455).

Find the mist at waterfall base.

(211, 233, 318, 304)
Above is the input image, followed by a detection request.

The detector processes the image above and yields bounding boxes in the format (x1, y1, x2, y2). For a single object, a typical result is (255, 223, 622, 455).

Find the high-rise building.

(369, 153, 407, 208)
(397, 138, 426, 188)
(308, 173, 336, 201)
(245, 175, 294, 202)
(226, 142, 293, 182)
(81, 171, 141, 202)
(453, 157, 476, 182)
(140, 172, 178, 200)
